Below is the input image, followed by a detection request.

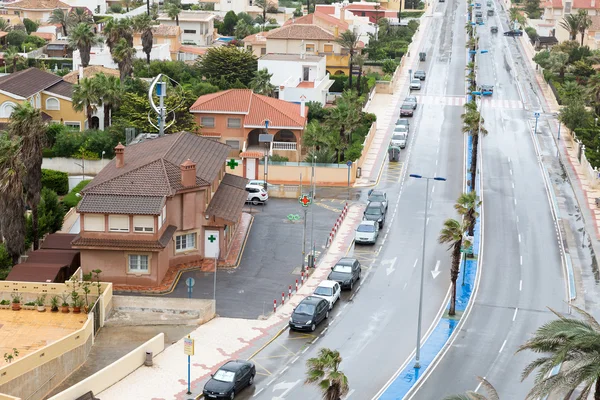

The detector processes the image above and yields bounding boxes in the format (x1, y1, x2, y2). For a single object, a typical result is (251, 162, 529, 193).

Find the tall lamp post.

(410, 173, 447, 369)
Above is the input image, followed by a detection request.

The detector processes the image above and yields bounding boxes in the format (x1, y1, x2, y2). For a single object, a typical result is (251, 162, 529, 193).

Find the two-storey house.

(133, 25, 181, 61)
(0, 67, 86, 130)
(2, 0, 70, 24)
(72, 132, 248, 287)
(157, 11, 215, 46)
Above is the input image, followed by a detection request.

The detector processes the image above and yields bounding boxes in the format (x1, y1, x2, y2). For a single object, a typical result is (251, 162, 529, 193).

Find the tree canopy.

(195, 46, 258, 88)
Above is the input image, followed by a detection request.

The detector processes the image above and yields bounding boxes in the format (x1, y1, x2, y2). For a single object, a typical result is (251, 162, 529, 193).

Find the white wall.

(42, 157, 107, 175)
(63, 0, 107, 14)
(159, 18, 214, 46)
(258, 57, 327, 86)
(73, 44, 171, 70)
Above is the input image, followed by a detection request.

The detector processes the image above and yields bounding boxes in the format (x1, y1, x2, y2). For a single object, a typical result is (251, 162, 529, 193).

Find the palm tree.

(165, 1, 182, 26)
(112, 38, 136, 81)
(438, 218, 466, 316)
(518, 305, 600, 400)
(250, 68, 275, 96)
(123, 0, 133, 12)
(103, 17, 133, 53)
(444, 377, 499, 400)
(454, 191, 480, 237)
(335, 29, 360, 88)
(67, 7, 94, 29)
(4, 48, 24, 72)
(133, 13, 154, 64)
(8, 102, 47, 251)
(560, 14, 579, 41)
(305, 348, 349, 400)
(49, 8, 68, 36)
(254, 0, 273, 29)
(0, 18, 11, 32)
(461, 102, 487, 191)
(577, 9, 592, 46)
(587, 73, 600, 114)
(561, 80, 584, 102)
(327, 90, 362, 160)
(0, 135, 26, 264)
(354, 53, 366, 94)
(72, 77, 99, 129)
(69, 22, 101, 68)
(94, 73, 123, 128)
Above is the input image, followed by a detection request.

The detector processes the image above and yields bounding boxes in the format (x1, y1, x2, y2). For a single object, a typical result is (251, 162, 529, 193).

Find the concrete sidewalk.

(96, 203, 365, 400)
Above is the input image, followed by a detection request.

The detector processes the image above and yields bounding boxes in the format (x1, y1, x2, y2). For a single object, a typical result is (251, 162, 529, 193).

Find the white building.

(258, 53, 334, 106)
(157, 11, 215, 46)
(72, 43, 171, 70)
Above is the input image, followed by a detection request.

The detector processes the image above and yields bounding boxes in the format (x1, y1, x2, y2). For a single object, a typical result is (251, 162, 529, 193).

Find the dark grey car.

(327, 258, 361, 290)
(363, 201, 386, 228)
(289, 296, 330, 331)
(203, 360, 256, 399)
(368, 190, 388, 211)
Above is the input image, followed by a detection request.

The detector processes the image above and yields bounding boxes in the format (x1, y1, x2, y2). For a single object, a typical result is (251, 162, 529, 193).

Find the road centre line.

(267, 378, 276, 386)
(513, 308, 518, 321)
(520, 256, 523, 265)
(413, 258, 418, 269)
(514, 198, 517, 205)
(499, 339, 507, 353)
(253, 388, 264, 397)
(474, 376, 487, 393)
(279, 366, 289, 376)
(432, 186, 435, 193)
(518, 234, 521, 243)
(301, 347, 309, 354)
(520, 280, 523, 291)
(512, 182, 515, 189)
(321, 327, 328, 336)
(510, 169, 513, 175)
(290, 356, 299, 364)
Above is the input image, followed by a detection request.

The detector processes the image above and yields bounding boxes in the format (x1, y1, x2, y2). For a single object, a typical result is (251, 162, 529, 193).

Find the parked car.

(486, 0, 492, 5)
(475, 10, 483, 17)
(355, 220, 379, 245)
(475, 2, 481, 8)
(312, 280, 341, 310)
(490, 25, 498, 33)
(404, 96, 417, 110)
(328, 257, 361, 290)
(391, 131, 407, 149)
(247, 180, 276, 190)
(363, 201, 386, 228)
(245, 184, 268, 205)
(289, 296, 330, 331)
(413, 70, 426, 80)
(396, 118, 410, 130)
(475, 16, 484, 24)
(367, 189, 388, 210)
(203, 360, 256, 399)
(504, 30, 523, 36)
(400, 103, 414, 117)
(487, 8, 494, 15)
(410, 79, 422, 90)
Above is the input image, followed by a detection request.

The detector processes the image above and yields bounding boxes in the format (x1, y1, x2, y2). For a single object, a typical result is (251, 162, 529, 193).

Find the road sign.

(534, 112, 541, 118)
(184, 336, 194, 356)
(346, 161, 353, 167)
(461, 245, 474, 253)
(299, 194, 312, 207)
(185, 277, 195, 287)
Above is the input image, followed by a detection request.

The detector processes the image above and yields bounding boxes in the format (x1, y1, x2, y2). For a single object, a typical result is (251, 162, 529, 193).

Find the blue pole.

(187, 355, 191, 394)
(534, 115, 539, 135)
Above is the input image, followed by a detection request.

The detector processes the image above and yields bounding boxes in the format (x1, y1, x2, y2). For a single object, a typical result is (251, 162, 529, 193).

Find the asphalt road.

(408, 2, 569, 398)
(232, 0, 470, 398)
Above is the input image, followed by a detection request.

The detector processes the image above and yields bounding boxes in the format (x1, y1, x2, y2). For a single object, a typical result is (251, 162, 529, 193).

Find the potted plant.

(23, 301, 36, 310)
(10, 293, 22, 311)
(60, 293, 70, 313)
(50, 295, 59, 312)
(71, 291, 82, 314)
(0, 299, 10, 309)
(36, 294, 47, 312)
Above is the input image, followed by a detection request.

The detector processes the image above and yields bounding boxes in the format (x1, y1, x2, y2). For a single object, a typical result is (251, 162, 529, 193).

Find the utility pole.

(310, 155, 316, 266)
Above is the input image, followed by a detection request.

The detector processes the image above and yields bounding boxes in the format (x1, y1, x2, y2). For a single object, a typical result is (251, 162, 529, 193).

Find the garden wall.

(41, 158, 107, 176)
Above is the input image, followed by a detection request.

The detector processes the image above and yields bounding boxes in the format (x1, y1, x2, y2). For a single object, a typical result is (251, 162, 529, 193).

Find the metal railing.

(272, 141, 297, 151)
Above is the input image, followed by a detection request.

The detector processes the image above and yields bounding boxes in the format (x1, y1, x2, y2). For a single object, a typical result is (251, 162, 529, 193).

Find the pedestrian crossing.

(412, 95, 523, 110)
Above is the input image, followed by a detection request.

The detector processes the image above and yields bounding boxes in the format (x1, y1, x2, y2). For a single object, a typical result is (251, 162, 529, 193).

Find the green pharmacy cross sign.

(226, 159, 239, 170)
(208, 235, 217, 243)
(287, 214, 300, 221)
(299, 194, 311, 207)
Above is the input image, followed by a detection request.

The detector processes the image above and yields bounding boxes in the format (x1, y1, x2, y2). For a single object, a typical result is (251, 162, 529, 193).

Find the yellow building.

(0, 68, 87, 130)
(2, 0, 70, 24)
(133, 25, 182, 61)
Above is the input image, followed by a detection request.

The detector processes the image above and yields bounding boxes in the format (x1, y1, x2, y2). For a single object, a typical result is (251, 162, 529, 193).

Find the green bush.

(110, 3, 123, 12)
(41, 169, 69, 195)
(51, 128, 122, 159)
(62, 180, 91, 211)
(401, 11, 425, 17)
(0, 243, 11, 270)
(382, 59, 398, 74)
(330, 74, 348, 92)
(7, 30, 27, 47)
(23, 18, 39, 34)
(270, 155, 289, 162)
(25, 188, 66, 246)
(42, 148, 56, 158)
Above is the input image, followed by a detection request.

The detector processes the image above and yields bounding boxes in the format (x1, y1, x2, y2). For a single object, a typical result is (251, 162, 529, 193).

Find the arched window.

(0, 101, 16, 118)
(45, 97, 60, 111)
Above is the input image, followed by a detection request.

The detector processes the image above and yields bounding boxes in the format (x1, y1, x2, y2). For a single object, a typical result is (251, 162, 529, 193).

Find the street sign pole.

(300, 173, 304, 272)
(534, 112, 540, 135)
(185, 277, 195, 300)
(346, 160, 353, 200)
(184, 335, 195, 395)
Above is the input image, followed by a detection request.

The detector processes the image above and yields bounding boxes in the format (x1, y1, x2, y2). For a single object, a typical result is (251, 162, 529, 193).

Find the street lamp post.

(410, 174, 447, 369)
(310, 155, 316, 267)
(534, 111, 541, 135)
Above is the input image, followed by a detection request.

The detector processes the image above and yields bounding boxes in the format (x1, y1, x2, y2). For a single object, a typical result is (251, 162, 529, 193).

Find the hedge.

(41, 169, 69, 195)
(62, 179, 91, 211)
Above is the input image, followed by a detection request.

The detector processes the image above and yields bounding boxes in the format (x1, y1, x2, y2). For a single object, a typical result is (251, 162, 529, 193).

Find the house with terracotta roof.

(540, 0, 600, 43)
(189, 89, 308, 175)
(0, 67, 86, 130)
(2, 0, 70, 23)
(72, 132, 248, 287)
(284, 10, 349, 33)
(315, 3, 381, 41)
(134, 25, 182, 61)
(62, 65, 120, 85)
(157, 11, 215, 46)
(243, 31, 270, 57)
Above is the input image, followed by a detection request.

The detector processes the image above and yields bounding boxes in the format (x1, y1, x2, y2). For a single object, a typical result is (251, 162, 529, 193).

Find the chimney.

(300, 96, 306, 118)
(180, 159, 197, 187)
(334, 26, 339, 37)
(340, 7, 346, 23)
(115, 142, 125, 168)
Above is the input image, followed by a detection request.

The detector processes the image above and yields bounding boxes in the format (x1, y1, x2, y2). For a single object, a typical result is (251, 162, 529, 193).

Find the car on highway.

(391, 129, 407, 149)
(475, 16, 483, 24)
(475, 2, 481, 7)
(289, 296, 329, 331)
(355, 220, 380, 245)
(504, 30, 523, 36)
(396, 118, 410, 131)
(400, 103, 414, 117)
(410, 79, 421, 90)
(475, 10, 482, 17)
(363, 201, 386, 228)
(245, 184, 268, 205)
(413, 70, 426, 80)
(490, 25, 498, 33)
(328, 257, 361, 290)
(202, 360, 256, 399)
(367, 189, 388, 210)
(404, 96, 417, 110)
(312, 280, 341, 310)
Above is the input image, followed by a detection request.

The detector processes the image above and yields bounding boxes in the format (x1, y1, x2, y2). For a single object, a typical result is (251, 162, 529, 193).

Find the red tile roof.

(266, 24, 335, 41)
(315, 5, 335, 14)
(243, 31, 269, 44)
(284, 11, 349, 31)
(179, 45, 208, 55)
(297, 81, 315, 88)
(573, 0, 600, 8)
(32, 32, 53, 40)
(205, 174, 248, 223)
(240, 151, 264, 158)
(4, 0, 70, 10)
(190, 89, 308, 128)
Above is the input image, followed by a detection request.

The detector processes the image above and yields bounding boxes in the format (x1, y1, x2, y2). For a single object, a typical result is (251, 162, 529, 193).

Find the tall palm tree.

(133, 13, 154, 64)
(444, 377, 499, 400)
(49, 8, 69, 36)
(461, 102, 487, 191)
(67, 7, 94, 29)
(72, 77, 99, 129)
(0, 135, 26, 264)
(4, 48, 25, 72)
(354, 53, 366, 94)
(254, 0, 273, 29)
(577, 9, 592, 46)
(166, 1, 182, 26)
(112, 38, 136, 81)
(305, 348, 349, 400)
(454, 191, 480, 237)
(250, 68, 275, 96)
(327, 90, 362, 159)
(8, 102, 47, 251)
(335, 29, 360, 88)
(438, 218, 466, 316)
(587, 73, 600, 114)
(518, 305, 600, 400)
(69, 22, 101, 68)
(0, 18, 11, 32)
(123, 0, 133, 12)
(94, 73, 123, 128)
(560, 13, 580, 41)
(103, 17, 133, 53)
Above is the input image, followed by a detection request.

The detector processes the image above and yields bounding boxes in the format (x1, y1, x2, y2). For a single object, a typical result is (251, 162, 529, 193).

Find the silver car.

(355, 220, 379, 244)
(410, 79, 421, 90)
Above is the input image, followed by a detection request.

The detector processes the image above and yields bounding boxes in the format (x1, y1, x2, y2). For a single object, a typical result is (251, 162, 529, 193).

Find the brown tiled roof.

(62, 66, 120, 84)
(205, 174, 248, 223)
(78, 194, 165, 215)
(0, 68, 63, 98)
(26, 249, 80, 268)
(5, 263, 65, 282)
(4, 0, 70, 9)
(32, 32, 53, 40)
(46, 80, 73, 98)
(284, 12, 349, 31)
(190, 89, 307, 128)
(573, 0, 600, 8)
(243, 31, 269, 44)
(266, 24, 335, 41)
(72, 225, 177, 250)
(151, 24, 180, 36)
(40, 233, 77, 249)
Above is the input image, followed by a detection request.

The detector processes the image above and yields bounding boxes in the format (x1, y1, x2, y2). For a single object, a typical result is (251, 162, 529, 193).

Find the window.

(227, 118, 241, 128)
(226, 140, 240, 149)
(201, 117, 215, 128)
(109, 215, 129, 232)
(305, 43, 315, 52)
(65, 121, 81, 130)
(175, 233, 196, 251)
(323, 44, 333, 53)
(184, 29, 197, 34)
(261, 47, 266, 55)
(133, 215, 154, 233)
(247, 45, 253, 51)
(128, 254, 149, 272)
(45, 97, 59, 111)
(84, 214, 105, 232)
(565, 1, 571, 13)
(0, 101, 16, 118)
(158, 205, 166, 230)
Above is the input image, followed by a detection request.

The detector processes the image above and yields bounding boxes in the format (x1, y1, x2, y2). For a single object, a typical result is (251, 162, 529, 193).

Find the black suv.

(328, 257, 361, 290)
(504, 30, 523, 36)
(289, 296, 330, 331)
(364, 201, 386, 228)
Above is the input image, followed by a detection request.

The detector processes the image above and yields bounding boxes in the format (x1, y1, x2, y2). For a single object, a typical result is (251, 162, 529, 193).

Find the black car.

(396, 118, 410, 130)
(368, 190, 388, 211)
(289, 296, 330, 331)
(400, 103, 414, 117)
(203, 360, 256, 399)
(364, 201, 386, 228)
(328, 257, 361, 290)
(413, 70, 426, 80)
(504, 30, 523, 36)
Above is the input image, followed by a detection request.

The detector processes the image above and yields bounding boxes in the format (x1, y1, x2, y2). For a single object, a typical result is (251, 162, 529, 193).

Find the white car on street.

(312, 280, 341, 310)
(245, 184, 269, 205)
(355, 220, 380, 244)
(410, 79, 422, 90)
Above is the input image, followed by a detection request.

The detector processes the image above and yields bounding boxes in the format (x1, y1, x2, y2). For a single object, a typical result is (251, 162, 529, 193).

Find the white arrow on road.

(383, 257, 397, 276)
(271, 379, 300, 399)
(431, 260, 441, 279)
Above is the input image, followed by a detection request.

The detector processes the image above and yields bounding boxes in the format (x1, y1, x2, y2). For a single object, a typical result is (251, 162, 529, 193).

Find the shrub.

(330, 75, 348, 92)
(41, 169, 69, 195)
(62, 180, 91, 211)
(0, 243, 11, 270)
(110, 3, 123, 12)
(26, 188, 66, 245)
(23, 18, 39, 34)
(6, 30, 27, 47)
(382, 59, 398, 74)
(52, 128, 122, 159)
(270, 155, 289, 162)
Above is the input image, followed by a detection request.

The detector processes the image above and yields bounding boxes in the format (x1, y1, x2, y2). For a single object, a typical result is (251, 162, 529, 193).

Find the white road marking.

(426, 217, 430, 225)
(520, 280, 523, 291)
(518, 234, 521, 243)
(384, 234, 388, 240)
(302, 347, 309, 354)
(345, 389, 356, 399)
(413, 258, 418, 269)
(321, 327, 328, 336)
(336, 311, 342, 318)
(512, 182, 515, 189)
(432, 186, 435, 193)
(499, 339, 507, 353)
(514, 198, 517, 205)
(513, 308, 518, 321)
(520, 255, 523, 265)
(267, 378, 276, 386)
(279, 366, 289, 375)
(403, 282, 408, 289)
(508, 157, 511, 163)
(474, 376, 487, 393)
(291, 356, 299, 364)
(510, 169, 513, 175)
(253, 388, 264, 397)
(516, 216, 519, 223)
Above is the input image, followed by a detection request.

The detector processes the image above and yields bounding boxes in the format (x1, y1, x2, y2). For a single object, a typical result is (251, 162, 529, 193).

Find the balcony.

(272, 142, 297, 151)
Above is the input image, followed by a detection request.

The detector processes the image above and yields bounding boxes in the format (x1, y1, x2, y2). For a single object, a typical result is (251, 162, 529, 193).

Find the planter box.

(0, 304, 10, 309)
(22, 305, 36, 310)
